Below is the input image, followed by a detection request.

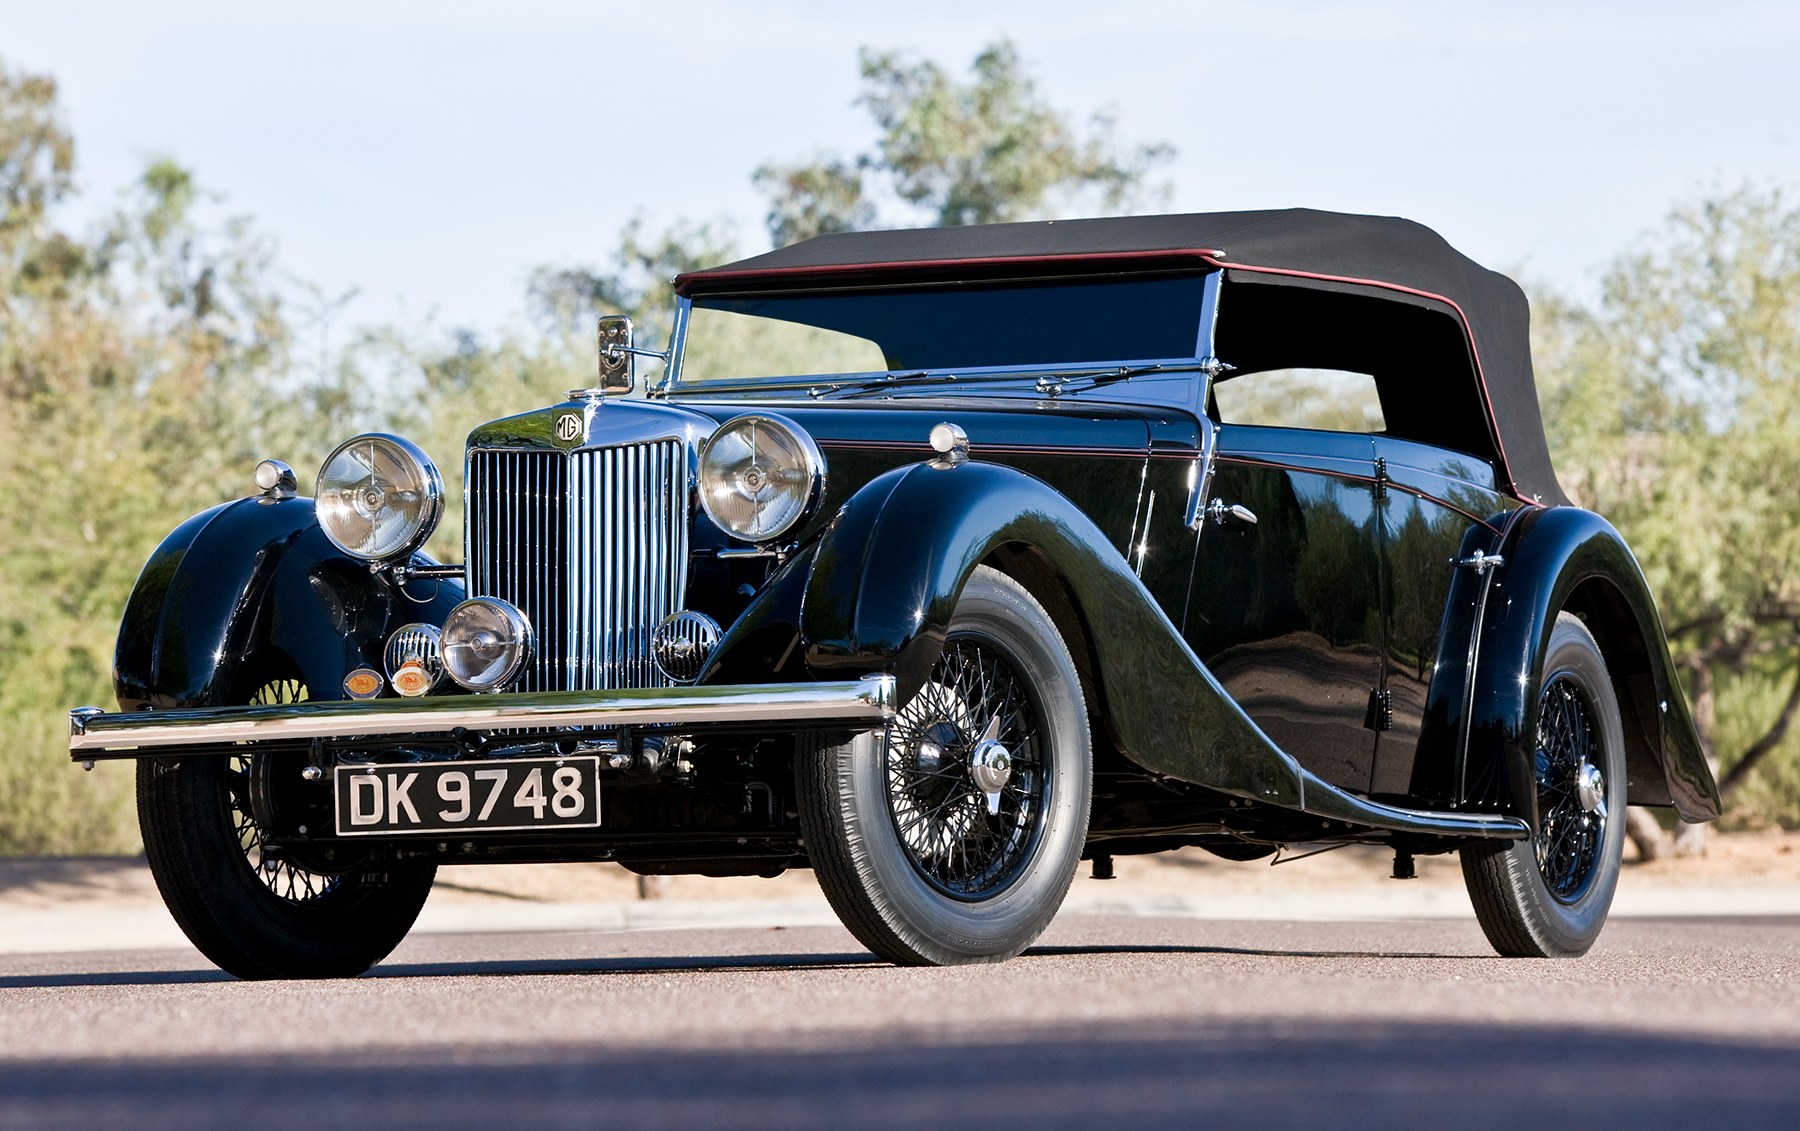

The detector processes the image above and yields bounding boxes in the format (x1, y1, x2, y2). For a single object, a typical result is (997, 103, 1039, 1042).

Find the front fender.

(1467, 507, 1720, 823)
(114, 496, 464, 709)
(799, 459, 1306, 805)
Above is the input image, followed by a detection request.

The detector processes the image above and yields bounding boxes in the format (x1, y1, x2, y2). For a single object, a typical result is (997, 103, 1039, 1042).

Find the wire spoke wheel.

(136, 665, 437, 979)
(1533, 676, 1605, 903)
(796, 566, 1091, 966)
(226, 678, 341, 906)
(1461, 613, 1626, 958)
(885, 639, 1047, 899)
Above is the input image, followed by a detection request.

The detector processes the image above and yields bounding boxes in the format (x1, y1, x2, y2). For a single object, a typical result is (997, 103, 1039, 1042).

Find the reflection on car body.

(70, 208, 1720, 978)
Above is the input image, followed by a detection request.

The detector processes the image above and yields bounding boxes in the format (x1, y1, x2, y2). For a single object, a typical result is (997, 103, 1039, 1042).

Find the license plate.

(333, 756, 601, 836)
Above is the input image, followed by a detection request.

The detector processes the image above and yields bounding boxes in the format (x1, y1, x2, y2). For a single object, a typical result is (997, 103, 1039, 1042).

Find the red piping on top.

(673, 248, 1224, 294)
(1196, 255, 1529, 508)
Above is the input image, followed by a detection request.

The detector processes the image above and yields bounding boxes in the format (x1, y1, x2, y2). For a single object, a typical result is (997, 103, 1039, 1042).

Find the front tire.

(797, 566, 1092, 966)
(1462, 613, 1627, 957)
(138, 674, 436, 979)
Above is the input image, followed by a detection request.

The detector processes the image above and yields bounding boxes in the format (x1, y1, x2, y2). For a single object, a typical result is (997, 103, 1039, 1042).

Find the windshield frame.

(652, 270, 1224, 412)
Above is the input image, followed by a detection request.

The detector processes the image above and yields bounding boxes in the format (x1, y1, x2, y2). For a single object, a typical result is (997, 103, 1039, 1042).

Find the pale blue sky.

(9, 1, 1799, 337)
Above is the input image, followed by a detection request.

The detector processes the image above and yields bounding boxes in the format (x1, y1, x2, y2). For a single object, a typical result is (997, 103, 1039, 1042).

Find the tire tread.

(138, 755, 435, 980)
(796, 566, 1090, 966)
(1460, 612, 1625, 959)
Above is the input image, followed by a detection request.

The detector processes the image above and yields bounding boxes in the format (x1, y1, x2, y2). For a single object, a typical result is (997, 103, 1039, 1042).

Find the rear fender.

(1465, 506, 1720, 823)
(113, 496, 464, 709)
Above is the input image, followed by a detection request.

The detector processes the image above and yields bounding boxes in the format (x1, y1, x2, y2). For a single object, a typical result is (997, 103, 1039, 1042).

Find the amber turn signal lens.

(391, 660, 434, 698)
(343, 668, 384, 700)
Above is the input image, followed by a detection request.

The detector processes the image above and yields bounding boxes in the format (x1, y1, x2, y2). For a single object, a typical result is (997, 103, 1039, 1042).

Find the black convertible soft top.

(677, 209, 1564, 506)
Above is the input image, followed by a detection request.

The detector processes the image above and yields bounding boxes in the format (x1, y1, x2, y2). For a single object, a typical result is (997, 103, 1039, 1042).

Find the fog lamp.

(441, 598, 533, 692)
(384, 623, 445, 698)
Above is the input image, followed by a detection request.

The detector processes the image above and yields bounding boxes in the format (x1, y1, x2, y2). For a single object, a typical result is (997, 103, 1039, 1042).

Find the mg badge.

(554, 412, 584, 444)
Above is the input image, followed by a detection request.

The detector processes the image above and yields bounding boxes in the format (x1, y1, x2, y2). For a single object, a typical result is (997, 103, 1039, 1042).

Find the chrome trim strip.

(68, 677, 898, 755)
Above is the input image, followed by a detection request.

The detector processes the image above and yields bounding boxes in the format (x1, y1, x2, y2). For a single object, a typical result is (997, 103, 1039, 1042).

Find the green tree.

(752, 159, 874, 250)
(528, 38, 1175, 381)
(1535, 186, 1800, 838)
(754, 40, 1173, 245)
(0, 64, 75, 297)
(0, 60, 314, 852)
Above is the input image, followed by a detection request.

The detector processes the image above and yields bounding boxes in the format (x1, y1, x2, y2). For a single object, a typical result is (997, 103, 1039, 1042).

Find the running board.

(1296, 767, 1530, 839)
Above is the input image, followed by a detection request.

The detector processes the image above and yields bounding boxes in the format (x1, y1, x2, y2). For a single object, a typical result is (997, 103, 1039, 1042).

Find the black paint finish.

(113, 496, 463, 710)
(1464, 506, 1720, 822)
(1190, 427, 1384, 793)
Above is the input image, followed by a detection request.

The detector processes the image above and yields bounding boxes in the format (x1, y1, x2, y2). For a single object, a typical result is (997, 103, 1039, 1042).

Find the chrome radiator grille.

(467, 442, 689, 692)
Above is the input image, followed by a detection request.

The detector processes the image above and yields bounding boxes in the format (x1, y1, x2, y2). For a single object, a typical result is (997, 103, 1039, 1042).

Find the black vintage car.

(71, 209, 1719, 977)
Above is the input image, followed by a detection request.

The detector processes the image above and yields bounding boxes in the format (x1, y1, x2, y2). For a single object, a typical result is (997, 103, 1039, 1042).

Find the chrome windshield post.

(654, 296, 692, 396)
(1191, 269, 1226, 412)
(1183, 419, 1222, 532)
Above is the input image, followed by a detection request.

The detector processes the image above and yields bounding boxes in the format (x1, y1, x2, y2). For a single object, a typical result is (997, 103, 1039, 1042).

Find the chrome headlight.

(315, 433, 443, 561)
(698, 413, 824, 543)
(441, 598, 533, 692)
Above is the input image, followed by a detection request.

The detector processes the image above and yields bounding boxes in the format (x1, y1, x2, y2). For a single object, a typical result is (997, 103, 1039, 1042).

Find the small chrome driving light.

(651, 610, 722, 683)
(929, 422, 969, 465)
(698, 413, 825, 543)
(314, 433, 444, 561)
(383, 623, 445, 697)
(254, 459, 298, 499)
(441, 598, 533, 693)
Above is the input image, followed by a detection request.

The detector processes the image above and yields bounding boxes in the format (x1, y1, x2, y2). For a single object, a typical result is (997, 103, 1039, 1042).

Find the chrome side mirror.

(598, 315, 635, 395)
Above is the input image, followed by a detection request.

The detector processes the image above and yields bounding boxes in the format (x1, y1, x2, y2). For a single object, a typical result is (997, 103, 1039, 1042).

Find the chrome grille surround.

(466, 427, 693, 694)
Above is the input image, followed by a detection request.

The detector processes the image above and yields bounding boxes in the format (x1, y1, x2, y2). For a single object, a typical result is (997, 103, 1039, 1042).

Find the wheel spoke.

(1533, 674, 1607, 903)
(233, 683, 341, 908)
(885, 636, 1048, 897)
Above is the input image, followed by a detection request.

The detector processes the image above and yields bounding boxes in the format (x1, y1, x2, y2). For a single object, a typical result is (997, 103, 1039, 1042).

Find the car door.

(1185, 424, 1385, 794)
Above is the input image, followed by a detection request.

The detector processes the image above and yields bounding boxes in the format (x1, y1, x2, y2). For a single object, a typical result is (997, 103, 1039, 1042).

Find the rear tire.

(797, 567, 1091, 966)
(1462, 614, 1626, 957)
(138, 673, 436, 979)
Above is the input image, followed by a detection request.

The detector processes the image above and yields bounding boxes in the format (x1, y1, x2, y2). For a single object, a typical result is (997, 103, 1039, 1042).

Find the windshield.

(672, 272, 1211, 387)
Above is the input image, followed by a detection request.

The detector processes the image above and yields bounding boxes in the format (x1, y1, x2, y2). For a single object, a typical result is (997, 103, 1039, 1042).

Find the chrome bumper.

(69, 676, 896, 758)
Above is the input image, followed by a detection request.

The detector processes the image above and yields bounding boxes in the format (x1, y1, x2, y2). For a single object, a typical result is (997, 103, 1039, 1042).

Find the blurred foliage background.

(1, 44, 1794, 854)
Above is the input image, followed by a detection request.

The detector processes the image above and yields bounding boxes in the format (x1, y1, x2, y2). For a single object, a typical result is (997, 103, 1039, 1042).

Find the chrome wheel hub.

(1576, 761, 1606, 815)
(968, 738, 1013, 815)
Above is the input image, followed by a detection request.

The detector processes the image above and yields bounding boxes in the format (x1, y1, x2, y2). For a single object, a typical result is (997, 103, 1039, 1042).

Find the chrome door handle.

(1206, 498, 1258, 526)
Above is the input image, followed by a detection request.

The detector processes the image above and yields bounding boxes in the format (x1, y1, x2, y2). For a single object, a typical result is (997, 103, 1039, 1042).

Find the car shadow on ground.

(0, 967, 237, 989)
(0, 939, 1484, 989)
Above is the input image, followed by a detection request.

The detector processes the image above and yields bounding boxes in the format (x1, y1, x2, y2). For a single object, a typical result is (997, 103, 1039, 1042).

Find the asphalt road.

(2, 914, 1796, 1129)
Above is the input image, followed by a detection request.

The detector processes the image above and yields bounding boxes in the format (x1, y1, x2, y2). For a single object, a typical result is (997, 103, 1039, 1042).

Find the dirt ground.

(2, 829, 1795, 911)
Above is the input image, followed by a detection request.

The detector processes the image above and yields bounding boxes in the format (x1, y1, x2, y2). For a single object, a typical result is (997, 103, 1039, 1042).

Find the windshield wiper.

(1031, 361, 1223, 397)
(809, 371, 938, 398)
(811, 359, 1228, 400)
